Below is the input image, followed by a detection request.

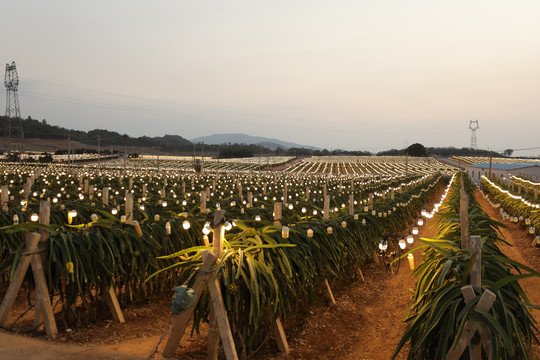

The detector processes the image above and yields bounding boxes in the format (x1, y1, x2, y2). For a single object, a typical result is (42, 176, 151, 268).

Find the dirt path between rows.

(474, 189, 540, 358)
(258, 188, 540, 359)
(0, 330, 142, 360)
(255, 215, 438, 360)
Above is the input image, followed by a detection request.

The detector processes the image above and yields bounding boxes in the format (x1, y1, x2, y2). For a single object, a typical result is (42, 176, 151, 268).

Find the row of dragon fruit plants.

(0, 159, 452, 346)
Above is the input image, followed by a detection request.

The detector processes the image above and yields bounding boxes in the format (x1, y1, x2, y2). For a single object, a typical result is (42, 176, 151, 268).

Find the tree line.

(1, 116, 511, 159)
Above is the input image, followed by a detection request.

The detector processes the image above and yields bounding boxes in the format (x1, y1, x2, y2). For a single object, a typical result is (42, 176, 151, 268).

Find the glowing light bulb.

(180, 219, 191, 230)
(408, 253, 415, 270)
(202, 223, 211, 235)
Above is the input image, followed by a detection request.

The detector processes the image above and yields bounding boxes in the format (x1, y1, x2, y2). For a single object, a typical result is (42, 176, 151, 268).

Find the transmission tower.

(469, 120, 479, 149)
(4, 61, 23, 151)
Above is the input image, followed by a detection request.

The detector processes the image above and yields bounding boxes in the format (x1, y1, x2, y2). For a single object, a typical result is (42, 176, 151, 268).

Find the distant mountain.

(191, 133, 320, 151)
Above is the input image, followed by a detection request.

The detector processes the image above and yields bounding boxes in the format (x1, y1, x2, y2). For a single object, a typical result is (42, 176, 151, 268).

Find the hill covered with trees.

(1, 116, 510, 159)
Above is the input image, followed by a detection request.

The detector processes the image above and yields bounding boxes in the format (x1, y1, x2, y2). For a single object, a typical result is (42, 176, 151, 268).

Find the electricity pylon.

(4, 61, 23, 151)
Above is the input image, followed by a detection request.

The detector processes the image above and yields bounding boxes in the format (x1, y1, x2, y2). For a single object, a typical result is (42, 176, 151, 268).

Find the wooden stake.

(0, 233, 58, 339)
(200, 191, 207, 213)
(355, 266, 365, 282)
(163, 252, 218, 358)
(373, 250, 380, 265)
(213, 210, 225, 257)
(322, 195, 329, 220)
(207, 279, 239, 360)
(323, 279, 337, 306)
(207, 304, 219, 360)
(1, 185, 8, 213)
(104, 286, 125, 323)
(470, 235, 482, 289)
(274, 203, 282, 226)
(30, 240, 58, 339)
(459, 187, 470, 249)
(0, 234, 42, 326)
(273, 317, 289, 353)
(446, 287, 496, 360)
(102, 187, 109, 206)
(125, 192, 134, 225)
(35, 200, 51, 329)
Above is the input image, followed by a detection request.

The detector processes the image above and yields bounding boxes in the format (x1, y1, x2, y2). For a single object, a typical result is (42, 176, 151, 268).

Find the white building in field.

(465, 162, 540, 182)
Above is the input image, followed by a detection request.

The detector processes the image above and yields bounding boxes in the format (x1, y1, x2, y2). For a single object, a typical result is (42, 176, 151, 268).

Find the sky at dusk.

(1, 1, 539, 155)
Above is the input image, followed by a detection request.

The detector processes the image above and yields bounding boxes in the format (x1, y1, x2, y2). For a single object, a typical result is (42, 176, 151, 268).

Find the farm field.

(4, 2, 540, 358)
(452, 156, 540, 166)
(0, 156, 538, 359)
